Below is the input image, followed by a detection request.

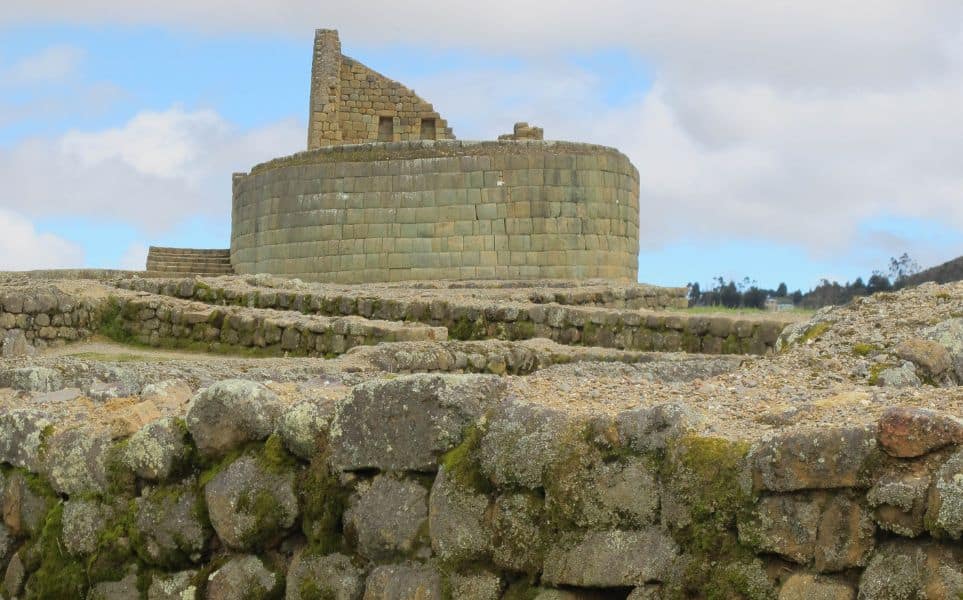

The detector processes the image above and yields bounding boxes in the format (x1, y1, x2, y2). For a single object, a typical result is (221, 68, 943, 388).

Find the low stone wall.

(231, 140, 640, 283)
(0, 286, 98, 355)
(117, 278, 788, 355)
(0, 374, 958, 599)
(99, 293, 446, 356)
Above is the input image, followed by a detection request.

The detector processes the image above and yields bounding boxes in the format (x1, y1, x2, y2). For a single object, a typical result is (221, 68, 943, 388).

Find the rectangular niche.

(420, 118, 437, 140)
(378, 116, 394, 142)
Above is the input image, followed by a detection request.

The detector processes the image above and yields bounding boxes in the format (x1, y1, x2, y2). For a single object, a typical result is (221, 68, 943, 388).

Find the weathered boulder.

(3, 551, 24, 598)
(748, 426, 879, 492)
(140, 379, 193, 412)
(284, 550, 363, 600)
(922, 318, 963, 381)
(739, 494, 822, 565)
(122, 417, 191, 481)
(86, 573, 138, 600)
(478, 399, 575, 489)
(875, 363, 921, 388)
(895, 337, 953, 381)
(186, 379, 281, 458)
(87, 571, 140, 600)
(925, 448, 963, 538)
(490, 492, 546, 574)
(132, 483, 211, 567)
(0, 330, 34, 358)
(329, 374, 505, 471)
(813, 494, 876, 572)
(867, 463, 931, 537)
(206, 555, 281, 600)
(2, 470, 54, 537)
(204, 455, 299, 551)
(344, 474, 429, 561)
(147, 570, 198, 600)
(427, 466, 492, 563)
(277, 400, 334, 460)
(534, 590, 613, 600)
(42, 426, 112, 496)
(363, 563, 443, 600)
(739, 493, 874, 572)
(62, 499, 113, 556)
(615, 402, 706, 453)
(542, 529, 678, 588)
(0, 367, 62, 392)
(446, 571, 502, 600)
(0, 409, 52, 471)
(779, 573, 854, 600)
(857, 540, 963, 599)
(877, 406, 963, 458)
(545, 453, 659, 529)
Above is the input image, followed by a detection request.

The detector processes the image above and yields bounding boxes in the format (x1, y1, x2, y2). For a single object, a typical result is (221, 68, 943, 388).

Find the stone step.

(147, 259, 234, 269)
(146, 246, 234, 276)
(147, 265, 234, 274)
(148, 246, 230, 257)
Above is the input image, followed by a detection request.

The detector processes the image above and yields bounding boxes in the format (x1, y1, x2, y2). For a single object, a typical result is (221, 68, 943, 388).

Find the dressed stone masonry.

(226, 28, 641, 283)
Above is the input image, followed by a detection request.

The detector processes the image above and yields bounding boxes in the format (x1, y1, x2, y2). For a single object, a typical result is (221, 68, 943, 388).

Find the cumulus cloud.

(0, 107, 303, 232)
(117, 242, 149, 270)
(0, 210, 84, 270)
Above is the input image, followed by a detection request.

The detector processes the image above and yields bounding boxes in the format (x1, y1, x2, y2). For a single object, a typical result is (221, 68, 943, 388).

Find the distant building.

(765, 296, 796, 311)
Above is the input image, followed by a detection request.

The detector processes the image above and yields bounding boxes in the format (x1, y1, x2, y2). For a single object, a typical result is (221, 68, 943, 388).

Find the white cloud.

(0, 210, 84, 270)
(0, 108, 304, 232)
(117, 242, 148, 270)
(0, 45, 85, 86)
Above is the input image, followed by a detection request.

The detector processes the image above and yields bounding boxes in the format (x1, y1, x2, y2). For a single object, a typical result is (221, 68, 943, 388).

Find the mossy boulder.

(925, 447, 963, 538)
(87, 569, 140, 600)
(206, 554, 282, 600)
(277, 400, 334, 461)
(0, 367, 63, 392)
(477, 399, 576, 490)
(62, 499, 114, 557)
(41, 426, 112, 496)
(427, 465, 492, 564)
(921, 317, 963, 381)
(857, 540, 963, 599)
(328, 374, 506, 472)
(446, 571, 503, 600)
(132, 482, 211, 568)
(122, 417, 192, 481)
(204, 455, 299, 551)
(541, 529, 678, 588)
(778, 573, 854, 600)
(343, 474, 429, 562)
(490, 492, 546, 574)
(147, 569, 198, 600)
(747, 426, 879, 493)
(2, 470, 55, 537)
(866, 460, 932, 537)
(284, 549, 363, 600)
(186, 379, 282, 458)
(363, 563, 443, 600)
(614, 402, 706, 454)
(0, 409, 53, 472)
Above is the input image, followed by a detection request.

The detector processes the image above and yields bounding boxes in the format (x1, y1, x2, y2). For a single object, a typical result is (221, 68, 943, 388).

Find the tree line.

(687, 253, 922, 309)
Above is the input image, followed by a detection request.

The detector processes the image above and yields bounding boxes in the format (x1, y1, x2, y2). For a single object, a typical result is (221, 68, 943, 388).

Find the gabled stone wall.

(307, 29, 453, 149)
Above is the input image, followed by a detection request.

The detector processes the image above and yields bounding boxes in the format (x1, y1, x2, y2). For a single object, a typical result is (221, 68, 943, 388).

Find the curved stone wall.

(230, 140, 640, 283)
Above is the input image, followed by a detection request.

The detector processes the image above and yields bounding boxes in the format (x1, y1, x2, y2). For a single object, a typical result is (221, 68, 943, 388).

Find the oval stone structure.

(230, 139, 640, 283)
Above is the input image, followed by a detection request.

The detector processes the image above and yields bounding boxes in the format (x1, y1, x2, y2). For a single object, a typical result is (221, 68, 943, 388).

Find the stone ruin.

(148, 29, 640, 284)
(6, 24, 963, 600)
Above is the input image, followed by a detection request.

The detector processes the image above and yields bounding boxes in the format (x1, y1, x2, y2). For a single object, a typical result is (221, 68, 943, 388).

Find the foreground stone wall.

(231, 140, 640, 283)
(0, 286, 97, 356)
(0, 373, 960, 599)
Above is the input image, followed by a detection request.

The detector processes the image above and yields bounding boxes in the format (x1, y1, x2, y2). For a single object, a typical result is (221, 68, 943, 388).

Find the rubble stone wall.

(0, 373, 957, 599)
(231, 140, 641, 284)
(118, 278, 788, 355)
(0, 287, 97, 353)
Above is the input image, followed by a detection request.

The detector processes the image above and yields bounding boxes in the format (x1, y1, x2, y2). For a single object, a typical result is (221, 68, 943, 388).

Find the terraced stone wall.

(0, 374, 960, 599)
(0, 287, 98, 354)
(118, 278, 787, 356)
(230, 140, 640, 283)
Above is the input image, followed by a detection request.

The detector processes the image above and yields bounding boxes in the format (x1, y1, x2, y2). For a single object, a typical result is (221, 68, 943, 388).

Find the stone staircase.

(145, 247, 234, 277)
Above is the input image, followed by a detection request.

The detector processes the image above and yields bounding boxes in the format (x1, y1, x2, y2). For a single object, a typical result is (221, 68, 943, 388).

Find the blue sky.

(2, 4, 962, 291)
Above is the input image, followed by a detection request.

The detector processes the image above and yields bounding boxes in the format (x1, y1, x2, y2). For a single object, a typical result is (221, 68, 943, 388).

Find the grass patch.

(852, 343, 878, 357)
(799, 322, 831, 343)
(685, 306, 814, 318)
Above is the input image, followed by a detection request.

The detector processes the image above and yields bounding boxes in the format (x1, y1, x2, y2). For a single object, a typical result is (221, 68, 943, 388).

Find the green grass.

(68, 352, 163, 363)
(683, 306, 814, 318)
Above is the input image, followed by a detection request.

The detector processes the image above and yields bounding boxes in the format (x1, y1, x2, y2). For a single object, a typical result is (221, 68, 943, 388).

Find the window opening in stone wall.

(378, 116, 394, 142)
(420, 118, 437, 140)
